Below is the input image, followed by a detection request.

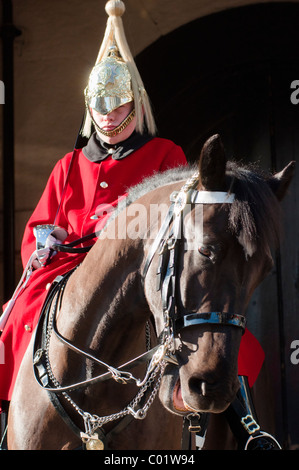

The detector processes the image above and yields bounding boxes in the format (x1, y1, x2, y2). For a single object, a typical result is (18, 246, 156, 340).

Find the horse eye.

(198, 246, 212, 258)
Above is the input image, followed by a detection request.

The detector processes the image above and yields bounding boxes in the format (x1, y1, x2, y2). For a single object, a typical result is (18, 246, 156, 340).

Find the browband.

(189, 190, 235, 204)
(170, 188, 235, 208)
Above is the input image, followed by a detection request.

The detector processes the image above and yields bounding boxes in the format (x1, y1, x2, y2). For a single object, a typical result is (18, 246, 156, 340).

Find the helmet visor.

(85, 56, 133, 115)
(89, 95, 133, 115)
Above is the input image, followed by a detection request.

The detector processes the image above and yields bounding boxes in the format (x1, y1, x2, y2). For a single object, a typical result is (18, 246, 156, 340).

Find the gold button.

(100, 181, 108, 188)
(24, 324, 32, 332)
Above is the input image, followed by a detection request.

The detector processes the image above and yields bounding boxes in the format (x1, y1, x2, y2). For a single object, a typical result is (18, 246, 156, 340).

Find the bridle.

(32, 171, 246, 449)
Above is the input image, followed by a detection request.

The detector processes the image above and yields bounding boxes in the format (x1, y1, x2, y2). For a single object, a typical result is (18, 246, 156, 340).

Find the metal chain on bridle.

(33, 269, 175, 449)
(45, 304, 170, 435)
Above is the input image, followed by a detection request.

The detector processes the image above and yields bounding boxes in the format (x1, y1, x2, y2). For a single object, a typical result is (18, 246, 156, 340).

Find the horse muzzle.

(177, 371, 240, 414)
(159, 360, 240, 416)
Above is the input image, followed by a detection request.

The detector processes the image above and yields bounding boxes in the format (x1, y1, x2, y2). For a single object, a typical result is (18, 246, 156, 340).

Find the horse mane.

(106, 162, 281, 256)
(126, 165, 190, 204)
(225, 161, 281, 256)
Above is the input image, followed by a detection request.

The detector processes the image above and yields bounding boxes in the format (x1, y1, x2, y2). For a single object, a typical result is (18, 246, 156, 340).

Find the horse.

(7, 134, 295, 450)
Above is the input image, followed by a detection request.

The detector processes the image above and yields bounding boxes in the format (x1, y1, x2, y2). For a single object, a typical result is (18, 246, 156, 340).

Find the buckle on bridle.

(186, 412, 209, 436)
(187, 413, 203, 432)
(241, 414, 260, 435)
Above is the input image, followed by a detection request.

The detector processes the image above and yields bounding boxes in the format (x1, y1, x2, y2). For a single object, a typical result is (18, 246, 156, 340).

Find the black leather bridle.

(142, 171, 246, 342)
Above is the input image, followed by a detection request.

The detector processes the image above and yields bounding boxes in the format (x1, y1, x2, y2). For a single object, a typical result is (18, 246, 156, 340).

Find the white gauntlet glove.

(32, 225, 68, 269)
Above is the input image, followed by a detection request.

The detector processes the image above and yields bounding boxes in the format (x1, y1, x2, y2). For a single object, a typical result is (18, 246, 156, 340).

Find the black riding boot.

(225, 376, 281, 450)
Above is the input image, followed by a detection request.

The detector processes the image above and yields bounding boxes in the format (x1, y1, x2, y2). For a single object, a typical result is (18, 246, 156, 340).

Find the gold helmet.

(82, 0, 156, 138)
(85, 47, 133, 116)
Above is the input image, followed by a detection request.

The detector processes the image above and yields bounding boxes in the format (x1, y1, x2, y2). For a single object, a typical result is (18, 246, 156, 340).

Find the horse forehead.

(185, 204, 230, 236)
(203, 203, 230, 220)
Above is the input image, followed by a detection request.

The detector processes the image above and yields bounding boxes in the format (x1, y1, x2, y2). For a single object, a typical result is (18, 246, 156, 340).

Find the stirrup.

(245, 431, 281, 450)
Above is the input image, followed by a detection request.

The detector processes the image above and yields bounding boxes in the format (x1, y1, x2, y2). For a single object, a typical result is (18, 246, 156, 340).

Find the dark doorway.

(137, 3, 299, 448)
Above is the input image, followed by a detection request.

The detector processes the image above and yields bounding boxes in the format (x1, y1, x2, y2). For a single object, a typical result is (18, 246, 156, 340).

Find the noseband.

(143, 170, 246, 342)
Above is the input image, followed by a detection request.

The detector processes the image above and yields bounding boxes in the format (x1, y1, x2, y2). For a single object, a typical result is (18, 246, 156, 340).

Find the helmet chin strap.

(88, 107, 136, 138)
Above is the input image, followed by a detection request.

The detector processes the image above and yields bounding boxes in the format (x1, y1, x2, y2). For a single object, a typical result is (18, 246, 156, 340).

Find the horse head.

(144, 134, 295, 416)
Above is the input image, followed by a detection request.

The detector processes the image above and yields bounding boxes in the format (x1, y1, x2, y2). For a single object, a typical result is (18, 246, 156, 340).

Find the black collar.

(82, 131, 153, 162)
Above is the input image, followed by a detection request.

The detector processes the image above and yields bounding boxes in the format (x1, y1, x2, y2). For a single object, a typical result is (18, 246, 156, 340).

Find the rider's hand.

(32, 234, 65, 269)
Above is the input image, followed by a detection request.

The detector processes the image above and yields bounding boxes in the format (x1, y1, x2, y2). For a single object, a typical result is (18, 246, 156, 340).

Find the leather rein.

(33, 171, 246, 449)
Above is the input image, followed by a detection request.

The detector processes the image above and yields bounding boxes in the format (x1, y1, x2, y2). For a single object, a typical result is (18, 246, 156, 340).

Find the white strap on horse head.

(171, 170, 235, 216)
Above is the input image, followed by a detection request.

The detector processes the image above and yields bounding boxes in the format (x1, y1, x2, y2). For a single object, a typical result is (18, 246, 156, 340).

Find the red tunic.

(0, 137, 187, 401)
(0, 136, 264, 405)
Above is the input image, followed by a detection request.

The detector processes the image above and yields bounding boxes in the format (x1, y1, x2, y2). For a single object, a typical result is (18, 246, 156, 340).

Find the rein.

(52, 231, 98, 254)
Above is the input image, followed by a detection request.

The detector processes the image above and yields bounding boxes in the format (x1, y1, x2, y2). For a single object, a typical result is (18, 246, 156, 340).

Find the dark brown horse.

(7, 135, 294, 450)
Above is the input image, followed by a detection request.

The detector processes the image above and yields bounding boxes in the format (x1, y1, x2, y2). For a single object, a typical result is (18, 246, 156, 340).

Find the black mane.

(225, 161, 281, 256)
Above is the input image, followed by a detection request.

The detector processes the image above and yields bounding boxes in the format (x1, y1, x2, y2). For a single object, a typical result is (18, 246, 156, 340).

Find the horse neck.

(56, 236, 150, 365)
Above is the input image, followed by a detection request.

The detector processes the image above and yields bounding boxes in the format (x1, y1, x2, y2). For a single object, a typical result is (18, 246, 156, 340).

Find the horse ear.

(198, 134, 226, 190)
(268, 161, 296, 201)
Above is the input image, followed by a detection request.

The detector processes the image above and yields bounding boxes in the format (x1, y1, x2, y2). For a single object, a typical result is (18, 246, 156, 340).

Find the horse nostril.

(188, 377, 212, 397)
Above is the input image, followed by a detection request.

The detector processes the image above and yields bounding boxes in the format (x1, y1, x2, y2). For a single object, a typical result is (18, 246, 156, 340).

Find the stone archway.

(136, 2, 299, 448)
